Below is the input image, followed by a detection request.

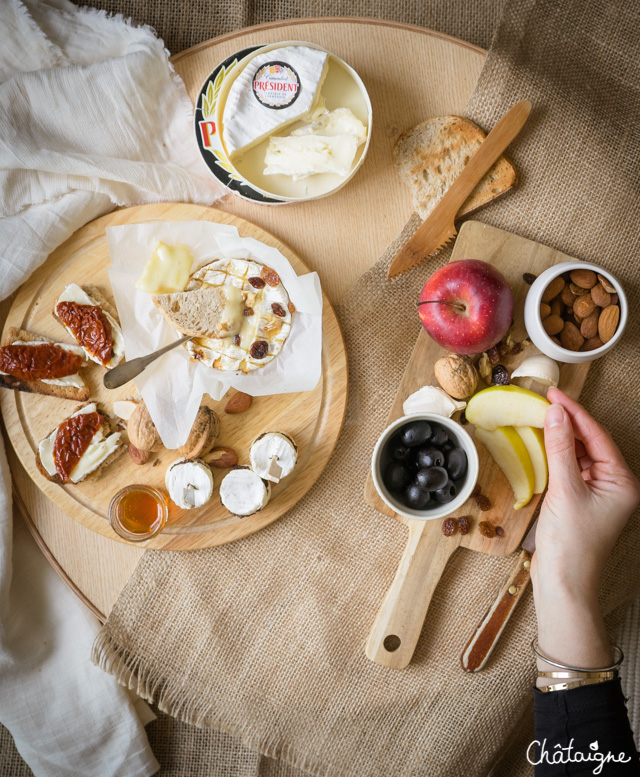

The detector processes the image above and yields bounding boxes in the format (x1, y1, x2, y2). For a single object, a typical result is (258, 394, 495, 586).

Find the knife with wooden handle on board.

(386, 99, 532, 280)
(460, 516, 538, 673)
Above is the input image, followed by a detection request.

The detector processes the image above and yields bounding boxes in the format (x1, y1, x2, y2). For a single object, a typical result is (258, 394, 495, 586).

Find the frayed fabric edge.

(91, 630, 348, 777)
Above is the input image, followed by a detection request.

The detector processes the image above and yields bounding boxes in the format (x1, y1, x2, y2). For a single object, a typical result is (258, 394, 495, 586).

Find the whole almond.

(560, 285, 577, 306)
(539, 302, 551, 319)
(542, 276, 565, 303)
(573, 293, 596, 318)
(597, 274, 616, 294)
(590, 283, 611, 308)
(128, 444, 151, 465)
(570, 268, 597, 289)
(573, 314, 583, 326)
(560, 321, 584, 351)
(543, 314, 564, 336)
(598, 304, 620, 343)
(580, 309, 600, 339)
(550, 298, 563, 317)
(611, 292, 619, 305)
(550, 336, 562, 346)
(224, 391, 253, 414)
(569, 283, 589, 296)
(205, 446, 238, 468)
(581, 336, 604, 351)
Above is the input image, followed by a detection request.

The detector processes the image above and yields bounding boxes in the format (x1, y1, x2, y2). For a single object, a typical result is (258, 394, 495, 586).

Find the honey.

(109, 485, 168, 541)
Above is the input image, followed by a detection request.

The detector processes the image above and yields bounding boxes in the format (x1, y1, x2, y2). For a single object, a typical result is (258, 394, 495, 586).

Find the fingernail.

(546, 404, 565, 427)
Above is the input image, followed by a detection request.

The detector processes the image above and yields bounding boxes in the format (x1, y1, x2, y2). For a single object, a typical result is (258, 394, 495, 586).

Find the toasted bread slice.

(0, 327, 90, 401)
(393, 116, 519, 222)
(53, 284, 124, 367)
(35, 403, 124, 484)
(153, 286, 227, 338)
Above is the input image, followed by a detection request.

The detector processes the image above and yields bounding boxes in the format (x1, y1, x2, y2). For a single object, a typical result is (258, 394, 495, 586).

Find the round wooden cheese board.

(1, 202, 348, 550)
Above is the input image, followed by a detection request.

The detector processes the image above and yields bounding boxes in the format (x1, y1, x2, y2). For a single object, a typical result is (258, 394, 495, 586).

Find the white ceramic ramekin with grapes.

(371, 413, 479, 521)
(524, 261, 627, 364)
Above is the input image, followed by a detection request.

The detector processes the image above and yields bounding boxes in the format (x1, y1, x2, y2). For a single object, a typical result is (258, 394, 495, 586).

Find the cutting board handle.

(365, 519, 460, 669)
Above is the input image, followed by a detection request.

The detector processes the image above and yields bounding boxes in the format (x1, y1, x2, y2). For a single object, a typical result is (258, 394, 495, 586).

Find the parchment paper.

(106, 221, 323, 448)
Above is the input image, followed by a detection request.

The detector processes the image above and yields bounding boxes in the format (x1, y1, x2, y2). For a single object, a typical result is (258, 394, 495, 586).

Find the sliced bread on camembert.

(53, 283, 125, 368)
(153, 258, 293, 373)
(393, 115, 519, 221)
(36, 403, 123, 485)
(0, 327, 89, 401)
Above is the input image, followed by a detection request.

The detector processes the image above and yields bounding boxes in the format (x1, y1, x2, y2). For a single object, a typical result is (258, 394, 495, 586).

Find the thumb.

(544, 403, 583, 493)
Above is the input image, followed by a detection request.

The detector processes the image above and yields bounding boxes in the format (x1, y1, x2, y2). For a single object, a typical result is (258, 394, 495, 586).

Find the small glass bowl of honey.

(108, 485, 168, 542)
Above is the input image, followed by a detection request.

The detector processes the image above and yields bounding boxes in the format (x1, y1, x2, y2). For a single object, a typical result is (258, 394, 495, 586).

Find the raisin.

(487, 346, 500, 364)
(459, 411, 468, 425)
(442, 518, 457, 537)
(248, 276, 266, 289)
(471, 484, 482, 498)
(272, 302, 286, 318)
(288, 301, 296, 314)
(523, 272, 537, 285)
(491, 364, 510, 385)
(497, 341, 509, 357)
(250, 340, 268, 359)
(233, 334, 241, 346)
(261, 267, 281, 287)
(457, 515, 471, 535)
(511, 341, 523, 355)
(495, 525, 505, 537)
(243, 307, 254, 317)
(474, 494, 491, 511)
(478, 521, 495, 538)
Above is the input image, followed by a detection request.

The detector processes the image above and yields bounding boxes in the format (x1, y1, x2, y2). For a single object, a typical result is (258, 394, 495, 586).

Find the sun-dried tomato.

(442, 518, 457, 537)
(457, 516, 470, 535)
(478, 521, 495, 538)
(260, 267, 281, 287)
(250, 341, 268, 359)
(272, 302, 286, 318)
(248, 277, 266, 289)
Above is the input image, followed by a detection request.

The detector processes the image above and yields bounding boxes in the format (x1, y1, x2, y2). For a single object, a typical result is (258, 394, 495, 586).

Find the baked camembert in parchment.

(154, 258, 293, 373)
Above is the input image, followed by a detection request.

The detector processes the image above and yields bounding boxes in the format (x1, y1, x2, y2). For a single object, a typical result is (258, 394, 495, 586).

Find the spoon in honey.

(103, 335, 193, 389)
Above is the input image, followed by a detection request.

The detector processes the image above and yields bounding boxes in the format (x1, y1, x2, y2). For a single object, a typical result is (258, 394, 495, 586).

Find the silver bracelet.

(532, 638, 624, 673)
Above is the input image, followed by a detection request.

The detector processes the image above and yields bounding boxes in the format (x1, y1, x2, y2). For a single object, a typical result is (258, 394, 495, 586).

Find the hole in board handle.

(383, 635, 401, 652)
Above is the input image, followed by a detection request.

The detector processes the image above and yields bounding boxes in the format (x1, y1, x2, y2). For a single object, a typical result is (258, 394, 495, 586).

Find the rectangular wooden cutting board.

(364, 220, 591, 555)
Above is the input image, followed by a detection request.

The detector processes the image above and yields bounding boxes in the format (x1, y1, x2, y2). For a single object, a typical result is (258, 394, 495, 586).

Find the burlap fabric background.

(4, 0, 640, 776)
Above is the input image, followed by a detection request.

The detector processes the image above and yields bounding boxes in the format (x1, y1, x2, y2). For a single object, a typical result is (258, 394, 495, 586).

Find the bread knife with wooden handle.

(460, 516, 538, 673)
(386, 100, 532, 280)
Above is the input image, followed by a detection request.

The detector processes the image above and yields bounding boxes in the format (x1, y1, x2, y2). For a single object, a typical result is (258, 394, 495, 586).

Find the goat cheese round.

(220, 467, 271, 516)
(249, 432, 298, 483)
(165, 458, 214, 509)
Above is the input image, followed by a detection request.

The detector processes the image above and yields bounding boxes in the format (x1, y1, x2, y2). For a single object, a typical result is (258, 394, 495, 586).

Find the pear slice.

(475, 426, 535, 510)
(515, 426, 548, 494)
(466, 385, 550, 430)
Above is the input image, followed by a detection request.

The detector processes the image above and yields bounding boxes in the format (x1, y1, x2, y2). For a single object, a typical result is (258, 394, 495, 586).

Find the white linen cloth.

(0, 0, 224, 774)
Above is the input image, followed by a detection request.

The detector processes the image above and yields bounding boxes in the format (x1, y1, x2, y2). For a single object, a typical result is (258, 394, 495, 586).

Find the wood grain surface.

(1, 19, 487, 616)
(1, 203, 347, 550)
(364, 220, 591, 668)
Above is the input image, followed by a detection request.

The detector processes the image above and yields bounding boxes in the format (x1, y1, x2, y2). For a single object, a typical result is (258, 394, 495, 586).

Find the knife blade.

(460, 514, 539, 673)
(386, 100, 532, 280)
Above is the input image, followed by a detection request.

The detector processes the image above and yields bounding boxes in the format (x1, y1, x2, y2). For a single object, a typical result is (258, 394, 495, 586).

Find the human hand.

(531, 388, 640, 668)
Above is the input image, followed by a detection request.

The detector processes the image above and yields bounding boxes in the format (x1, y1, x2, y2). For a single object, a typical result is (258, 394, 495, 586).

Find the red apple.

(418, 260, 513, 354)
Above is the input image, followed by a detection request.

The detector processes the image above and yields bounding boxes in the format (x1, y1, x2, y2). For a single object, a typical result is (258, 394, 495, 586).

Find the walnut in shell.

(178, 406, 220, 459)
(433, 354, 478, 400)
(127, 400, 161, 452)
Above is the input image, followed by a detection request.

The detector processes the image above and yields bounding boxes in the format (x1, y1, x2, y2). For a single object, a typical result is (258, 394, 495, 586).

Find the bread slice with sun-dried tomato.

(35, 402, 124, 485)
(0, 327, 90, 401)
